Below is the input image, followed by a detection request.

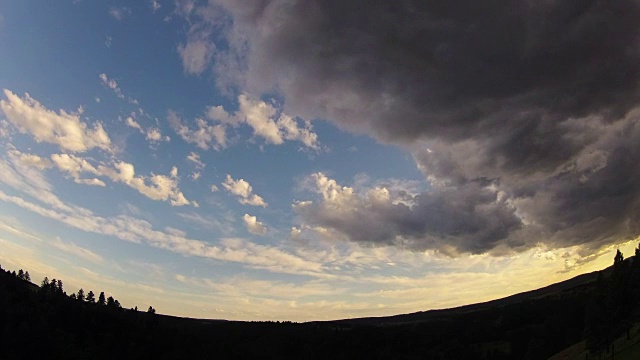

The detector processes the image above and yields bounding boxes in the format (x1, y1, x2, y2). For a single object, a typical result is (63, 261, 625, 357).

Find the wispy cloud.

(99, 74, 139, 104)
(109, 7, 131, 21)
(125, 116, 170, 143)
(0, 155, 324, 276)
(186, 151, 205, 169)
(150, 0, 161, 13)
(50, 237, 104, 264)
(178, 40, 215, 76)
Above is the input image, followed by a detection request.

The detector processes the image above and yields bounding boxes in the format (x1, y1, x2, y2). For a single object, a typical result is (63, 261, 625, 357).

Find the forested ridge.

(2, 245, 640, 359)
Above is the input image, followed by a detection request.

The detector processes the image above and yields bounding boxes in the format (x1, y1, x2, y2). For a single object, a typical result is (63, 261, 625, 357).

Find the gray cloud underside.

(194, 0, 640, 254)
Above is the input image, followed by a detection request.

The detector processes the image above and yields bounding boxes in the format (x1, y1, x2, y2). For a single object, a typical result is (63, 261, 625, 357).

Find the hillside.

(1, 252, 638, 359)
(323, 269, 600, 327)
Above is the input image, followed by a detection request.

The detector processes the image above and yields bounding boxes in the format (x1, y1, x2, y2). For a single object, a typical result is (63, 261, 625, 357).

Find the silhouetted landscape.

(2, 245, 640, 359)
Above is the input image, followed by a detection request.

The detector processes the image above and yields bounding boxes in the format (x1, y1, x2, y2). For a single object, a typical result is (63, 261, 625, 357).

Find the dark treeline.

(584, 246, 640, 356)
(1, 246, 640, 359)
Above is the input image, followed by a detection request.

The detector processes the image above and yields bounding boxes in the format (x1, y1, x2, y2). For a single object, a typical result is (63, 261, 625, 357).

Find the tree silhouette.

(17, 269, 24, 279)
(24, 271, 30, 281)
(86, 290, 95, 303)
(77, 288, 85, 302)
(147, 306, 156, 314)
(585, 248, 637, 356)
(98, 291, 106, 305)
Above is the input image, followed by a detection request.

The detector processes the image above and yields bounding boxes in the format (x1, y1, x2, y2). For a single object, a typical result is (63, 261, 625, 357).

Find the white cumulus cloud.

(243, 214, 267, 235)
(0, 90, 112, 153)
(125, 116, 143, 131)
(51, 153, 106, 186)
(236, 94, 319, 150)
(97, 162, 194, 207)
(222, 174, 267, 207)
(168, 111, 227, 150)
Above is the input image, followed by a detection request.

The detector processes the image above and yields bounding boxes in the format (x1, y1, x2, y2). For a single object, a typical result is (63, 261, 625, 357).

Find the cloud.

(176, 0, 640, 255)
(125, 116, 143, 131)
(0, 90, 112, 153)
(236, 93, 319, 149)
(243, 214, 267, 235)
(0, 152, 99, 216)
(178, 40, 216, 75)
(145, 127, 168, 142)
(50, 153, 106, 186)
(109, 7, 131, 20)
(237, 94, 282, 144)
(98, 162, 194, 207)
(13, 152, 52, 170)
(151, 0, 161, 13)
(50, 237, 104, 264)
(99, 74, 138, 104)
(0, 155, 324, 276)
(206, 105, 236, 124)
(203, 0, 640, 141)
(177, 211, 232, 234)
(222, 174, 267, 207)
(99, 73, 124, 99)
(176, 274, 338, 299)
(126, 116, 169, 143)
(168, 110, 227, 150)
(186, 151, 205, 169)
(10, 149, 193, 206)
(170, 95, 319, 150)
(295, 172, 522, 255)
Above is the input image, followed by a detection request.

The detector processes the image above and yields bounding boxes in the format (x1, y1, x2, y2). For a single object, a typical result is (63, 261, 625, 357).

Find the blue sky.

(1, 1, 639, 321)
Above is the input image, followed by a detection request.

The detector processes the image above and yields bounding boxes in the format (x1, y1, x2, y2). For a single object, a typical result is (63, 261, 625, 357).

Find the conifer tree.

(86, 290, 95, 303)
(77, 288, 85, 301)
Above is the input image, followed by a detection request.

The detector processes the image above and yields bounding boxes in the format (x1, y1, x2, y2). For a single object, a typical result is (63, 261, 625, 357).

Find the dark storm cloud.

(187, 0, 640, 254)
(296, 174, 523, 255)
(212, 0, 640, 142)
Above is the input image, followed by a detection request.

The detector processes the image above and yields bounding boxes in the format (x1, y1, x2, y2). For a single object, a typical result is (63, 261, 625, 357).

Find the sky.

(1, 0, 640, 321)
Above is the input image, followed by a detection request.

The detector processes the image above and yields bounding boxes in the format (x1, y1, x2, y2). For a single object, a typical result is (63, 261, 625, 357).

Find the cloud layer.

(168, 93, 319, 151)
(186, 0, 640, 254)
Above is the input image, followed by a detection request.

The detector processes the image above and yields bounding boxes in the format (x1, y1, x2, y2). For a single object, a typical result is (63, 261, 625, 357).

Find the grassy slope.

(550, 324, 640, 360)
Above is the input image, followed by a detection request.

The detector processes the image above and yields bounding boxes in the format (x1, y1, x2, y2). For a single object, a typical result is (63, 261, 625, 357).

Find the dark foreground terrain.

(2, 247, 640, 359)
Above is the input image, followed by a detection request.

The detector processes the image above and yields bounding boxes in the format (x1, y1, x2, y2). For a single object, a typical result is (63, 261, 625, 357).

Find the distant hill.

(1, 254, 638, 359)
(322, 269, 601, 327)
